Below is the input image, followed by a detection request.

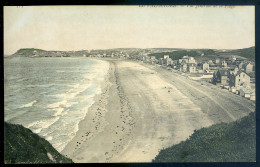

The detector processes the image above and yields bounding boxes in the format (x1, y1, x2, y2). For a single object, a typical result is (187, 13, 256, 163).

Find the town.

(135, 52, 255, 102)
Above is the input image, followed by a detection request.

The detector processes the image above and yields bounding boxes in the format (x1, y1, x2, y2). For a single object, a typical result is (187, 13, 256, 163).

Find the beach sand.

(61, 59, 255, 163)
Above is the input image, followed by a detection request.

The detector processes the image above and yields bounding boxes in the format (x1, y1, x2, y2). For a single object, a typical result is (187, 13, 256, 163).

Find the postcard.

(4, 5, 255, 163)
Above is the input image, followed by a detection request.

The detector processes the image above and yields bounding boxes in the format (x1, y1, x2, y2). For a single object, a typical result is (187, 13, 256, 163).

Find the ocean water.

(4, 57, 109, 152)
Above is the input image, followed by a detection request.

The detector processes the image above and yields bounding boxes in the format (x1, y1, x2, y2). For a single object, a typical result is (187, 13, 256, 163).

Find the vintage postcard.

(4, 5, 255, 163)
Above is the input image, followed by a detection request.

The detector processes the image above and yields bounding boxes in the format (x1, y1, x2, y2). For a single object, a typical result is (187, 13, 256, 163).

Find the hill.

(11, 48, 88, 57)
(147, 49, 216, 60)
(148, 50, 200, 60)
(153, 112, 256, 162)
(4, 122, 73, 164)
(217, 46, 255, 61)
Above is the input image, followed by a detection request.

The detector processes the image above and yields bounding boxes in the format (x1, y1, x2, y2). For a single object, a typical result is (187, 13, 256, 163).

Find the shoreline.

(61, 59, 136, 162)
(61, 59, 112, 160)
(61, 58, 255, 163)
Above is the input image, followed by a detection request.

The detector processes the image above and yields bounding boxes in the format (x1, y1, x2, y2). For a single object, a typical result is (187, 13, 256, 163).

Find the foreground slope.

(153, 112, 256, 162)
(4, 122, 73, 164)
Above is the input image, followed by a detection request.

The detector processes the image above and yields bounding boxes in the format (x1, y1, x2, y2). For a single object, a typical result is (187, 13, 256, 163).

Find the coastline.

(62, 59, 137, 162)
(61, 59, 112, 161)
(61, 58, 255, 163)
(61, 59, 212, 162)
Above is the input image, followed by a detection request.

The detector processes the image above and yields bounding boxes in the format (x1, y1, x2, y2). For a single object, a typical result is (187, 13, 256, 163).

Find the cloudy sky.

(4, 6, 255, 55)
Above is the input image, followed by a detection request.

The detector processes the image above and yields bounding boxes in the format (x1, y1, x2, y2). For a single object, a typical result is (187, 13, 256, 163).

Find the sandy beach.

(61, 59, 255, 163)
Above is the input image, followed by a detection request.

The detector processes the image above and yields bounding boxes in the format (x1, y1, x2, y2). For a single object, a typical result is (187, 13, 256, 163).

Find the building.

(244, 63, 254, 73)
(180, 63, 188, 72)
(229, 55, 237, 62)
(187, 56, 196, 64)
(244, 90, 251, 99)
(159, 58, 164, 65)
(163, 58, 173, 66)
(202, 62, 210, 71)
(188, 63, 196, 73)
(229, 71, 251, 91)
(164, 55, 169, 59)
(150, 56, 158, 64)
(221, 60, 227, 67)
(151, 56, 156, 60)
(178, 56, 196, 64)
(250, 93, 255, 101)
(238, 62, 244, 69)
(229, 67, 239, 76)
(208, 60, 214, 66)
(212, 69, 229, 86)
(215, 58, 220, 64)
(178, 59, 184, 64)
(179, 58, 188, 64)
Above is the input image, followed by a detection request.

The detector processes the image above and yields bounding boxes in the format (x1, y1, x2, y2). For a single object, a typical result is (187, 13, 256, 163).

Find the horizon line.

(5, 46, 255, 55)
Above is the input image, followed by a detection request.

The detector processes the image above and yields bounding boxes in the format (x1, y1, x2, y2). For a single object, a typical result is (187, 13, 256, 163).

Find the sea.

(4, 57, 109, 152)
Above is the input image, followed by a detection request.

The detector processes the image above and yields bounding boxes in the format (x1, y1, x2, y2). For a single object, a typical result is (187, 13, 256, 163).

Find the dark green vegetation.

(148, 49, 215, 60)
(13, 48, 46, 57)
(17, 48, 45, 53)
(232, 47, 255, 60)
(147, 47, 254, 62)
(12, 48, 47, 57)
(218, 46, 255, 61)
(153, 112, 256, 162)
(4, 122, 73, 164)
(148, 50, 200, 60)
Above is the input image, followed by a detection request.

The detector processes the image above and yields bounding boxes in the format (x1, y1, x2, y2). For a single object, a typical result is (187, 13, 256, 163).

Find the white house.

(245, 63, 254, 73)
(189, 64, 196, 73)
(188, 57, 196, 64)
(202, 62, 210, 71)
(229, 55, 237, 62)
(208, 60, 214, 66)
(180, 63, 188, 72)
(164, 55, 169, 59)
(221, 60, 227, 67)
(179, 56, 196, 64)
(229, 71, 251, 91)
(215, 58, 220, 64)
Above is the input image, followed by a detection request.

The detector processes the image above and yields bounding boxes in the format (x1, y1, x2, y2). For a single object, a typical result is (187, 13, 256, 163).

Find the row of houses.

(88, 52, 130, 59)
(203, 56, 255, 100)
(212, 68, 255, 100)
(177, 56, 254, 75)
(139, 54, 254, 75)
(138, 54, 255, 101)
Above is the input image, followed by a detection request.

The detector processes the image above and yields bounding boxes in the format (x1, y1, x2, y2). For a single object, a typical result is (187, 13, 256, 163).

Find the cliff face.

(4, 122, 73, 164)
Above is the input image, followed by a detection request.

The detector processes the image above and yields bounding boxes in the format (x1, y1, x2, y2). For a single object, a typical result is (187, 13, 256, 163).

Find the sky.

(4, 6, 255, 55)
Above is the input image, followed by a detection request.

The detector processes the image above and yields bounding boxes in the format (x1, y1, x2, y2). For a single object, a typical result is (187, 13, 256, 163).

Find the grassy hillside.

(235, 47, 255, 60)
(14, 48, 46, 55)
(4, 122, 73, 164)
(11, 48, 89, 57)
(153, 112, 256, 162)
(148, 49, 216, 60)
(17, 48, 45, 53)
(217, 47, 255, 61)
